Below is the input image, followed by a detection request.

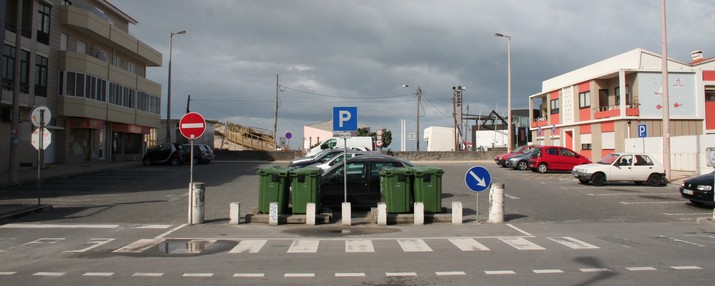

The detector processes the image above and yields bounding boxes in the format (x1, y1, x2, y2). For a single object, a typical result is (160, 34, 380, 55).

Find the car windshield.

(597, 154, 620, 164)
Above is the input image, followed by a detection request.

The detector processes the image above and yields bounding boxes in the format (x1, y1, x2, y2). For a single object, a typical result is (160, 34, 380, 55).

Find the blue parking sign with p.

(638, 124, 647, 138)
(333, 107, 358, 131)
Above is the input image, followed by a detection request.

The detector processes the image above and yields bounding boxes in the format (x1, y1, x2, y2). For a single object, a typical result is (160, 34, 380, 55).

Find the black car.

(143, 143, 184, 166)
(680, 171, 715, 205)
(319, 155, 413, 209)
(181, 144, 212, 164)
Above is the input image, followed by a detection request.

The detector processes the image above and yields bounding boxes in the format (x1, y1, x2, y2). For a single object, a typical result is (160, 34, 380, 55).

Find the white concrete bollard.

(306, 203, 316, 225)
(488, 183, 505, 224)
(452, 201, 463, 225)
(342, 202, 352, 226)
(377, 203, 387, 226)
(414, 202, 424, 225)
(190, 182, 205, 224)
(269, 202, 279, 225)
(229, 202, 240, 225)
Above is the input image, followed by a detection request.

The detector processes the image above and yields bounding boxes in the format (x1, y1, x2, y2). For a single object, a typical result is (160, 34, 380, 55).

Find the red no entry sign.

(179, 112, 206, 139)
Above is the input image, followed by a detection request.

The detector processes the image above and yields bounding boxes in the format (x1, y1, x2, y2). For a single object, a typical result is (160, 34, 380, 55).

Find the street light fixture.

(453, 86, 466, 151)
(166, 30, 186, 143)
(495, 32, 513, 152)
(402, 84, 422, 151)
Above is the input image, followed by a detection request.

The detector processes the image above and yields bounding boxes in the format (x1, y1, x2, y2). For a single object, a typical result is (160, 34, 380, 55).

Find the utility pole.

(660, 0, 671, 181)
(9, 0, 23, 184)
(186, 94, 190, 113)
(416, 86, 422, 151)
(274, 74, 279, 145)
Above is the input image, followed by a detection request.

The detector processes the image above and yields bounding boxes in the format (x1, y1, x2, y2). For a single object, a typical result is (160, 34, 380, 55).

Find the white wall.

(625, 134, 715, 174)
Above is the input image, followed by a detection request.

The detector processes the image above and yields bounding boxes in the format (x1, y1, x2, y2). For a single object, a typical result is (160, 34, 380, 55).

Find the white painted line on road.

(113, 238, 164, 253)
(135, 225, 172, 229)
(287, 240, 320, 253)
(386, 272, 417, 277)
(83, 272, 114, 277)
(653, 235, 705, 247)
(547, 237, 599, 249)
(448, 238, 490, 251)
(20, 238, 65, 247)
(64, 238, 115, 253)
(533, 269, 564, 274)
(335, 272, 366, 277)
(580, 268, 611, 272)
(499, 237, 545, 250)
(665, 212, 712, 216)
(626, 267, 657, 271)
(435, 271, 466, 276)
(183, 273, 214, 277)
(229, 240, 267, 253)
(0, 272, 17, 275)
(485, 270, 516, 275)
(34, 272, 65, 276)
(671, 266, 703, 270)
(588, 193, 680, 196)
(345, 240, 375, 253)
(619, 201, 683, 205)
(155, 223, 187, 239)
(233, 273, 265, 278)
(506, 224, 535, 237)
(284, 273, 315, 278)
(0, 223, 119, 229)
(504, 194, 520, 200)
(132, 272, 164, 277)
(397, 239, 433, 252)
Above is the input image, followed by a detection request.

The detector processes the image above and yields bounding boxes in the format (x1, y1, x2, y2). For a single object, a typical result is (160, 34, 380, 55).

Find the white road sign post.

(30, 105, 52, 205)
(179, 112, 207, 225)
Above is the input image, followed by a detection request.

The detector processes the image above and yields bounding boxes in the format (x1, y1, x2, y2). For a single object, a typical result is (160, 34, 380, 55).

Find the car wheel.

(170, 157, 182, 166)
(516, 161, 528, 170)
(142, 158, 153, 166)
(591, 173, 606, 186)
(537, 163, 548, 173)
(578, 179, 589, 184)
(646, 173, 663, 186)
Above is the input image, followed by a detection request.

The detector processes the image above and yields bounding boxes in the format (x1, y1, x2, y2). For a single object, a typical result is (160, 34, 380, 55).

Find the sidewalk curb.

(0, 204, 52, 224)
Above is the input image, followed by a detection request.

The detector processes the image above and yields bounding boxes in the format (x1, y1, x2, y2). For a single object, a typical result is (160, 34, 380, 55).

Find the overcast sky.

(111, 0, 714, 150)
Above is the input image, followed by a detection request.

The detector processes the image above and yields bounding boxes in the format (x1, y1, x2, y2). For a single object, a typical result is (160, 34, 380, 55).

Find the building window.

(60, 33, 68, 51)
(35, 55, 48, 97)
(705, 89, 715, 102)
(581, 143, 592, 150)
(36, 2, 52, 45)
(5, 0, 33, 38)
(579, 91, 590, 108)
(550, 98, 560, 114)
(77, 41, 86, 54)
(128, 63, 135, 73)
(19, 49, 30, 93)
(2, 45, 14, 91)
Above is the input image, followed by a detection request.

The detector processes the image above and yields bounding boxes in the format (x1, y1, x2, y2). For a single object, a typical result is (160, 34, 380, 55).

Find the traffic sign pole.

(37, 110, 44, 205)
(465, 166, 492, 223)
(179, 112, 206, 225)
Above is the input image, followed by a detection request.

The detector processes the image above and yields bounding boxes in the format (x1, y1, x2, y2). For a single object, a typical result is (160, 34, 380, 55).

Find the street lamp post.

(403, 84, 422, 151)
(495, 32, 512, 152)
(166, 30, 186, 143)
(452, 86, 465, 151)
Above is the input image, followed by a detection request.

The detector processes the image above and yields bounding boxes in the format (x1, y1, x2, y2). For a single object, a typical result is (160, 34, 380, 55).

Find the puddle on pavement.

(141, 239, 236, 257)
(283, 226, 400, 237)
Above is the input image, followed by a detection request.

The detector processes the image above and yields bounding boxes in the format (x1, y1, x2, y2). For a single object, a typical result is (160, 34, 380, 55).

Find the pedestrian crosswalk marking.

(287, 240, 319, 253)
(64, 238, 115, 253)
(345, 240, 374, 253)
(229, 240, 267, 253)
(397, 239, 433, 252)
(113, 238, 164, 253)
(499, 237, 545, 250)
(449, 238, 491, 251)
(547, 237, 599, 249)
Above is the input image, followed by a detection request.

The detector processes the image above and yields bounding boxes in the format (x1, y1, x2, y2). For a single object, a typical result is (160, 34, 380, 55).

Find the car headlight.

(696, 185, 713, 191)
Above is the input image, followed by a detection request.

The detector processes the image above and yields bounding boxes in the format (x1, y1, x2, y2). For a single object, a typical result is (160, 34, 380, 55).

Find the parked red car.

(494, 145, 536, 167)
(528, 146, 591, 173)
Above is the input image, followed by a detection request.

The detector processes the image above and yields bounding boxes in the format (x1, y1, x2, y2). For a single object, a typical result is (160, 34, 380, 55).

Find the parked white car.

(572, 153, 666, 186)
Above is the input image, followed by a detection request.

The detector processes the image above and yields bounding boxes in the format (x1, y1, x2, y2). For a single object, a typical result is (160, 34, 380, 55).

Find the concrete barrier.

(306, 203, 316, 225)
(452, 201, 463, 225)
(342, 202, 351, 226)
(377, 203, 387, 226)
(229, 202, 240, 224)
(269, 202, 279, 225)
(414, 202, 424, 225)
(488, 183, 505, 224)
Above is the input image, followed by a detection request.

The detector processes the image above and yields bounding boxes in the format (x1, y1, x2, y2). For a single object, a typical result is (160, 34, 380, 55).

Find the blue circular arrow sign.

(465, 166, 491, 192)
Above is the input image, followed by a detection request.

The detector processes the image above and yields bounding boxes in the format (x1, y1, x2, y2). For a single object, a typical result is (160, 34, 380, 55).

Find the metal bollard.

(488, 183, 504, 224)
(190, 182, 205, 224)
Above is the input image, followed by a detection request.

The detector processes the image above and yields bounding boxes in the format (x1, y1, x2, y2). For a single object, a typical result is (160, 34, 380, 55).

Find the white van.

(305, 136, 374, 157)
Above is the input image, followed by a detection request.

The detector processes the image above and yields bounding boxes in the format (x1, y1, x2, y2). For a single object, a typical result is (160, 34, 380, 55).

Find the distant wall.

(215, 150, 504, 162)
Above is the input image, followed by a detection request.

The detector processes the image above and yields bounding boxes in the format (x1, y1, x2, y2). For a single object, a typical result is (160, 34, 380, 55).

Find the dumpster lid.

(411, 166, 444, 176)
(378, 166, 413, 176)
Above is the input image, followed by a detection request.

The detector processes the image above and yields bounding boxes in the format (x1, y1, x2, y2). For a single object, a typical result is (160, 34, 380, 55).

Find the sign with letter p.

(333, 107, 358, 131)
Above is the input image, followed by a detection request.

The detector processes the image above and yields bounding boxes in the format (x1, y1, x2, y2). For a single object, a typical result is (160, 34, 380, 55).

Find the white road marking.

(499, 237, 545, 250)
(134, 225, 172, 229)
(171, 239, 216, 254)
(504, 194, 520, 200)
(64, 238, 115, 253)
(0, 224, 119, 229)
(113, 238, 164, 253)
(229, 240, 267, 253)
(620, 201, 683, 205)
(435, 271, 466, 276)
(34, 272, 65, 276)
(653, 235, 705, 247)
(588, 193, 680, 196)
(335, 272, 366, 277)
(155, 223, 187, 239)
(287, 240, 319, 253)
(671, 266, 702, 270)
(183, 273, 214, 277)
(233, 273, 265, 278)
(284, 273, 315, 278)
(386, 272, 417, 277)
(506, 224, 535, 237)
(665, 212, 712, 216)
(580, 268, 611, 272)
(83, 272, 114, 277)
(397, 239, 433, 252)
(448, 238, 490, 251)
(485, 270, 516, 275)
(345, 240, 374, 253)
(626, 267, 657, 271)
(0, 272, 17, 275)
(132, 272, 164, 277)
(533, 269, 564, 274)
(547, 237, 599, 249)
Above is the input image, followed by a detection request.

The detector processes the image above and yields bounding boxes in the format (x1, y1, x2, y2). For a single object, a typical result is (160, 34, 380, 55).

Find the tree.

(357, 128, 392, 149)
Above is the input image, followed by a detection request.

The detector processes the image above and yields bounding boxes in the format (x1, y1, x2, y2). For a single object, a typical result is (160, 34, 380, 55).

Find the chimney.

(691, 50, 704, 61)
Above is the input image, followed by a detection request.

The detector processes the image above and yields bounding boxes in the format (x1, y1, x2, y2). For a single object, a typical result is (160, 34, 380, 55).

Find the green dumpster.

(411, 166, 444, 213)
(289, 167, 323, 214)
(379, 167, 413, 213)
(257, 166, 290, 214)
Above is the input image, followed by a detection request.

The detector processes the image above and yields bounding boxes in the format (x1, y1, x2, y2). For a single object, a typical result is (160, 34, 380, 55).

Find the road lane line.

(506, 224, 534, 237)
(135, 225, 172, 229)
(345, 240, 374, 253)
(155, 223, 187, 239)
(113, 238, 164, 253)
(0, 272, 17, 275)
(34, 272, 65, 276)
(287, 240, 319, 253)
(233, 273, 265, 277)
(83, 272, 114, 277)
(619, 201, 683, 205)
(64, 238, 115, 253)
(671, 266, 702, 270)
(397, 239, 433, 252)
(485, 270, 516, 275)
(580, 268, 611, 272)
(0, 224, 119, 229)
(335, 273, 366, 277)
(132, 272, 164, 277)
(448, 238, 490, 251)
(626, 267, 657, 271)
(589, 193, 680, 196)
(499, 237, 545, 250)
(229, 240, 267, 253)
(183, 273, 214, 277)
(504, 194, 520, 200)
(533, 269, 564, 274)
(284, 273, 315, 278)
(386, 272, 417, 277)
(436, 271, 466, 276)
(547, 237, 599, 249)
